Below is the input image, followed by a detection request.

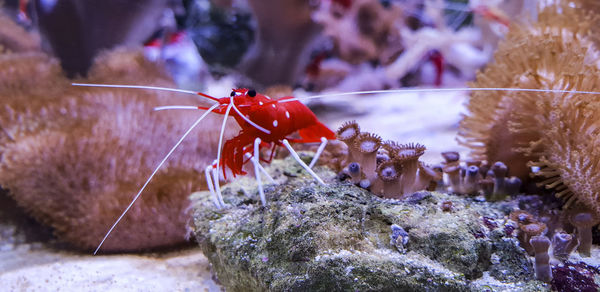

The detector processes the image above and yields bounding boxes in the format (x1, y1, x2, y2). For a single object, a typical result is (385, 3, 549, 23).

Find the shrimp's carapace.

(216, 88, 335, 177)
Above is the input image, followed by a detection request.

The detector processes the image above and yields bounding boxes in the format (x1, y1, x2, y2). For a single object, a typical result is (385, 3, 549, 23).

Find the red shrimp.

(73, 83, 336, 253)
(218, 88, 335, 178)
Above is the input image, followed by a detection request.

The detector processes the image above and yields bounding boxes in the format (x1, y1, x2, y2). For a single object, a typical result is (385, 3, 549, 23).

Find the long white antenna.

(73, 83, 200, 95)
(154, 105, 202, 111)
(93, 103, 220, 255)
(71, 83, 220, 101)
(73, 83, 270, 134)
(215, 103, 234, 181)
(231, 103, 271, 134)
(277, 87, 600, 103)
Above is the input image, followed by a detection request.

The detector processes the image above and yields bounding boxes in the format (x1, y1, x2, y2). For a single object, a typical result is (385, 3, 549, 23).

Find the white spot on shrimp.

(272, 104, 276, 108)
(273, 120, 278, 127)
(259, 101, 264, 105)
(285, 111, 290, 118)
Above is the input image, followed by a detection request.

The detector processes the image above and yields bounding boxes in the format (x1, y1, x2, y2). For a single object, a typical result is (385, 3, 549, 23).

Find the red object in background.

(144, 31, 186, 48)
(305, 52, 328, 78)
(428, 50, 444, 86)
(18, 0, 31, 23)
(472, 5, 510, 27)
(332, 0, 352, 9)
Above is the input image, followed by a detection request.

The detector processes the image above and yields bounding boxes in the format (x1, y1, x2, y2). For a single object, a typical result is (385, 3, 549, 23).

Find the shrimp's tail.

(298, 122, 336, 143)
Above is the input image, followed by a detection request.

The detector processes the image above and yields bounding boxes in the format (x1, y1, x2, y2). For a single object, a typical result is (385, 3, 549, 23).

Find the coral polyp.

(336, 121, 439, 199)
(440, 152, 521, 200)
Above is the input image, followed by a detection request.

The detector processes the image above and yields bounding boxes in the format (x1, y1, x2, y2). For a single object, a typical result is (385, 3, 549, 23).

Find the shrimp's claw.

(298, 122, 336, 143)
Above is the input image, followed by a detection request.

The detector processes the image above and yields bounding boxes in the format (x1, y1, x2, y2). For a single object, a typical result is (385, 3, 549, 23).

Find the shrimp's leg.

(245, 152, 275, 184)
(210, 103, 234, 207)
(211, 161, 226, 207)
(259, 143, 278, 164)
(282, 139, 325, 185)
(309, 137, 328, 168)
(252, 138, 267, 206)
(205, 163, 223, 209)
(246, 138, 277, 206)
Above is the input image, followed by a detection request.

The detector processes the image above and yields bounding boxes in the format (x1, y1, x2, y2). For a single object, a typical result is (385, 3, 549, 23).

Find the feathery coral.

(458, 2, 600, 216)
(458, 2, 600, 180)
(0, 46, 232, 251)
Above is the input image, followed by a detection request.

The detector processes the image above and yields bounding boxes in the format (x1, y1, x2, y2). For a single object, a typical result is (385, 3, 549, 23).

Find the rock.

(190, 156, 549, 291)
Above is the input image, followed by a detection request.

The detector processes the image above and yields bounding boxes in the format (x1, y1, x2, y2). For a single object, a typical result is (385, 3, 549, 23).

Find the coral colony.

(335, 120, 522, 201)
(332, 116, 598, 286)
(336, 121, 439, 198)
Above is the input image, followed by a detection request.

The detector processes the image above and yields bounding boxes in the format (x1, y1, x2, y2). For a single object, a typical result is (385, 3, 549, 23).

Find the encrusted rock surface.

(190, 155, 548, 291)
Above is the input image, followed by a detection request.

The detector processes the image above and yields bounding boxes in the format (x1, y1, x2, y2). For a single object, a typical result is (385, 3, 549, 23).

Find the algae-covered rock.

(190, 155, 548, 291)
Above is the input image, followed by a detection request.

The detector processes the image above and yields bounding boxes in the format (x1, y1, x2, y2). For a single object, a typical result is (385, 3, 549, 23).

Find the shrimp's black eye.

(247, 89, 256, 97)
(230, 91, 236, 97)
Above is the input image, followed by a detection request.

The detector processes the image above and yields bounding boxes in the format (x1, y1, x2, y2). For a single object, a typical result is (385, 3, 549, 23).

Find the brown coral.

(238, 0, 321, 86)
(0, 12, 40, 54)
(34, 0, 180, 76)
(312, 0, 404, 65)
(336, 121, 437, 199)
(575, 0, 600, 46)
(0, 46, 232, 252)
(458, 2, 600, 215)
(521, 94, 600, 213)
(509, 210, 547, 255)
(440, 152, 520, 200)
(566, 207, 599, 257)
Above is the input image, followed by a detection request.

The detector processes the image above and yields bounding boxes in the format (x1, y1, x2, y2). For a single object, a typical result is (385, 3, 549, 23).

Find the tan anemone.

(0, 46, 232, 252)
(459, 3, 600, 180)
(459, 2, 600, 215)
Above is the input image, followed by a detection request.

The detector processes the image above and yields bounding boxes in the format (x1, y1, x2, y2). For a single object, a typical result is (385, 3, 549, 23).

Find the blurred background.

(3, 0, 533, 87)
(1, 0, 535, 161)
(0, 0, 541, 290)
